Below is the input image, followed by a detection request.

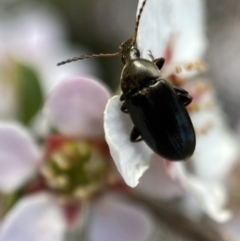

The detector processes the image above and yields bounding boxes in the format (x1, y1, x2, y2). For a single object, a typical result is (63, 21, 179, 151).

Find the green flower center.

(41, 141, 109, 203)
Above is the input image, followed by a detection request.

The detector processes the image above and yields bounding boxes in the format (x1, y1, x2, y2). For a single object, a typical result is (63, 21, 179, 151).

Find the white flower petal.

(0, 122, 41, 193)
(137, 0, 207, 62)
(104, 96, 153, 187)
(88, 194, 154, 241)
(187, 81, 239, 181)
(44, 77, 111, 138)
(220, 211, 240, 240)
(137, 155, 183, 199)
(137, 0, 172, 60)
(169, 0, 206, 62)
(173, 163, 231, 222)
(191, 109, 239, 181)
(0, 193, 66, 241)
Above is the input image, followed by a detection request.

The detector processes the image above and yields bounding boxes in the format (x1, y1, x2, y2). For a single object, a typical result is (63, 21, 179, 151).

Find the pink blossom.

(0, 77, 155, 241)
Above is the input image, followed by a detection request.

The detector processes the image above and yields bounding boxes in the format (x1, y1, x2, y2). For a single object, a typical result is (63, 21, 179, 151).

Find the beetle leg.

(130, 127, 143, 142)
(173, 86, 188, 95)
(121, 102, 129, 113)
(147, 50, 154, 61)
(147, 50, 165, 70)
(120, 94, 125, 101)
(173, 87, 192, 106)
(177, 93, 193, 106)
(154, 58, 165, 70)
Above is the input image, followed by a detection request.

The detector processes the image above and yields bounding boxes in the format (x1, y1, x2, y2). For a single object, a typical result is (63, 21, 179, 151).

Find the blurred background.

(0, 0, 240, 125)
(0, 0, 240, 122)
(0, 0, 240, 240)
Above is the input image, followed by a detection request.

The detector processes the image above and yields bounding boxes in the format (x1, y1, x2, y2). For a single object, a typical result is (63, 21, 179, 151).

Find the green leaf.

(16, 63, 44, 125)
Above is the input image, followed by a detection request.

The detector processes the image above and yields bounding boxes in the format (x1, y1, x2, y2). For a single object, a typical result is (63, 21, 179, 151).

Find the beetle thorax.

(120, 57, 161, 95)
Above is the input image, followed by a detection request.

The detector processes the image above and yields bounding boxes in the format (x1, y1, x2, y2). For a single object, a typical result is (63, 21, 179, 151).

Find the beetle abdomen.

(125, 79, 196, 160)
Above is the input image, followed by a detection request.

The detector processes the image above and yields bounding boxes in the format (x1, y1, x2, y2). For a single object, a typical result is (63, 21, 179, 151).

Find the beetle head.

(119, 38, 140, 64)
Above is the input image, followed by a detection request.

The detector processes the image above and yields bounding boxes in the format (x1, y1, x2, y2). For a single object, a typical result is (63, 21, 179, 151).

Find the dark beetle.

(57, 0, 196, 160)
(119, 39, 195, 160)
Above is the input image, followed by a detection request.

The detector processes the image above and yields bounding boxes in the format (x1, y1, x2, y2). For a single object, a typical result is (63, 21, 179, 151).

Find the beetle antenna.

(57, 52, 121, 66)
(132, 0, 148, 46)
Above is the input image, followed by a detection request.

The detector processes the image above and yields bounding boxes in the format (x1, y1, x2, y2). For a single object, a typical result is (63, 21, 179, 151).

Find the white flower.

(104, 0, 206, 188)
(104, 0, 239, 222)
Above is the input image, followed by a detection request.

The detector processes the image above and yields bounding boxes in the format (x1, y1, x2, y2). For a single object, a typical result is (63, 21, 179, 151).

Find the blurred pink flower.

(0, 77, 155, 241)
(0, 193, 154, 241)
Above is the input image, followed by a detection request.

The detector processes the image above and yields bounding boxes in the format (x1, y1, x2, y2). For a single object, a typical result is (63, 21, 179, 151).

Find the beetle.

(57, 0, 196, 160)
(119, 38, 195, 160)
